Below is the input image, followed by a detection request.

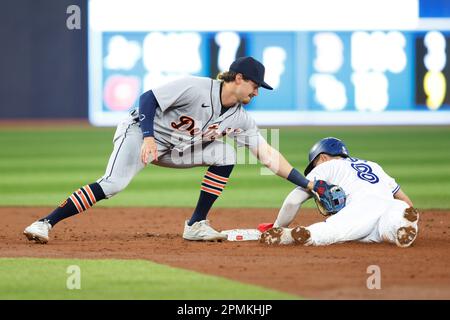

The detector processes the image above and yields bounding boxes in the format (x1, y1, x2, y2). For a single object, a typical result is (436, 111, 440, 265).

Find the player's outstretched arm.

(274, 187, 311, 228)
(250, 140, 314, 190)
(394, 188, 414, 208)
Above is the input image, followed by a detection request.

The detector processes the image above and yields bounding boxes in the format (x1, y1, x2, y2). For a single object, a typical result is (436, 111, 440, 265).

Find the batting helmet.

(304, 137, 349, 175)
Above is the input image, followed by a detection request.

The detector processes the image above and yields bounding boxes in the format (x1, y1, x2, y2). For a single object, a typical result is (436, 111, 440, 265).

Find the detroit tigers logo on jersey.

(170, 115, 245, 143)
(150, 76, 264, 152)
(171, 116, 200, 136)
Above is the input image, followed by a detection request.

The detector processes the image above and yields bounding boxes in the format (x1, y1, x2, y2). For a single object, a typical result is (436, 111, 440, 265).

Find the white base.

(221, 229, 261, 241)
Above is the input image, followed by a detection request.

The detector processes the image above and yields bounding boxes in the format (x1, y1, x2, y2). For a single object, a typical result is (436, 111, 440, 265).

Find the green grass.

(0, 258, 297, 299)
(1, 126, 449, 208)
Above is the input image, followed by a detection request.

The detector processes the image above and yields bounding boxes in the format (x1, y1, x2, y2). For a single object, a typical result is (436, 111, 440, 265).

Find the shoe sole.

(23, 231, 48, 244)
(183, 235, 227, 242)
(404, 207, 419, 222)
(396, 226, 417, 248)
(291, 226, 311, 245)
(259, 227, 284, 245)
(395, 207, 419, 248)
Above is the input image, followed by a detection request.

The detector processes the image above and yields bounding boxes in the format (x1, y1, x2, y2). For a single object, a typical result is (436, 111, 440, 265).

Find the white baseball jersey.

(306, 157, 400, 203)
(274, 157, 412, 246)
(151, 76, 264, 154)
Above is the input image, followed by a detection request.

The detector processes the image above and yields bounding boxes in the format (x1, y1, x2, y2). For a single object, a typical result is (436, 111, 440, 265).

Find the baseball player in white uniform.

(260, 137, 419, 248)
(23, 56, 334, 244)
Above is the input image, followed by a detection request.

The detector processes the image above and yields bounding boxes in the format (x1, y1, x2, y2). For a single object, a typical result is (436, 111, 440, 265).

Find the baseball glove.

(312, 180, 346, 216)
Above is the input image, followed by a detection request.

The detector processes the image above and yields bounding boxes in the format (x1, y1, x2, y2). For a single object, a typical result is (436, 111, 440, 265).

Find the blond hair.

(217, 71, 250, 82)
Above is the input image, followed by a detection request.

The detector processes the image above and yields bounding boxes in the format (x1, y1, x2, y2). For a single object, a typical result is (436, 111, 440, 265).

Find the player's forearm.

(270, 150, 293, 178)
(138, 90, 158, 137)
(274, 188, 311, 227)
(255, 142, 291, 176)
(267, 150, 313, 189)
(254, 143, 312, 190)
(394, 188, 414, 207)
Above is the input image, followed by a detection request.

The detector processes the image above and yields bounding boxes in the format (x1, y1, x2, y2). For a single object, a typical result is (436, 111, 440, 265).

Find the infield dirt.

(1, 207, 449, 299)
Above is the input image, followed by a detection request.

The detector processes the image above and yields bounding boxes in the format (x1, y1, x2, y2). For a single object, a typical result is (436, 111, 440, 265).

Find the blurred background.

(1, 0, 449, 124)
(0, 0, 449, 209)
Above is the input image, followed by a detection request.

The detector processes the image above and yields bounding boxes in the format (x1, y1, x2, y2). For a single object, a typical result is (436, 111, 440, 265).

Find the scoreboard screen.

(88, 0, 450, 126)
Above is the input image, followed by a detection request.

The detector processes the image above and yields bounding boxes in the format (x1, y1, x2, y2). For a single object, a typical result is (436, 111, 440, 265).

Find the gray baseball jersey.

(98, 76, 266, 198)
(150, 76, 265, 154)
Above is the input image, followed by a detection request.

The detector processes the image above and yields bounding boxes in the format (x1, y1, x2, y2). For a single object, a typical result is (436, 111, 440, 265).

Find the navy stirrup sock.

(41, 183, 106, 226)
(188, 165, 234, 226)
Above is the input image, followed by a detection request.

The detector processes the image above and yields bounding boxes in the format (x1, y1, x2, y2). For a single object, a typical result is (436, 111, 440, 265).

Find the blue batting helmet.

(304, 137, 349, 175)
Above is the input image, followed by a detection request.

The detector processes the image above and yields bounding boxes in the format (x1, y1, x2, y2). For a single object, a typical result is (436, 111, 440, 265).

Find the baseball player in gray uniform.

(24, 56, 333, 243)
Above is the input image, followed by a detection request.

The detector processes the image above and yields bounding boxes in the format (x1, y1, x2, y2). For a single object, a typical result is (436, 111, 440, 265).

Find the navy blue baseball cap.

(229, 56, 273, 90)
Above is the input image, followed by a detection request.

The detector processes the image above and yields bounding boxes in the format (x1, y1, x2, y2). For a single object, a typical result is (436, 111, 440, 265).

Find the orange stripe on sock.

(205, 171, 228, 183)
(76, 189, 90, 210)
(202, 178, 225, 189)
(70, 195, 82, 213)
(84, 185, 96, 204)
(201, 186, 222, 196)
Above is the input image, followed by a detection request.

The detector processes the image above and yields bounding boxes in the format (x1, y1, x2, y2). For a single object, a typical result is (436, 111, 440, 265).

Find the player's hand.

(312, 179, 330, 196)
(141, 136, 158, 165)
(311, 180, 346, 216)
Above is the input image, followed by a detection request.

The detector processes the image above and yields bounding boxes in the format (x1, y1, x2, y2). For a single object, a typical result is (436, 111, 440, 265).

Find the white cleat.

(183, 220, 227, 241)
(23, 220, 52, 244)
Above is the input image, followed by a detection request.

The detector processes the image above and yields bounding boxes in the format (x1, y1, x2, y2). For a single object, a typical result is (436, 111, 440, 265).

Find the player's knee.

(98, 179, 130, 198)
